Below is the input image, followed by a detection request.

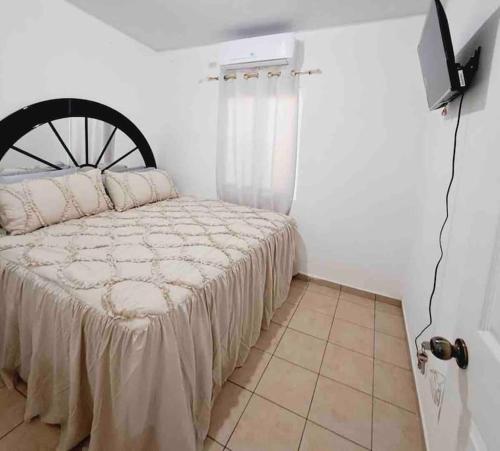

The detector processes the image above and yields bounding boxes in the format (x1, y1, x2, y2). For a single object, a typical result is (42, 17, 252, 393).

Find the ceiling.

(67, 0, 430, 51)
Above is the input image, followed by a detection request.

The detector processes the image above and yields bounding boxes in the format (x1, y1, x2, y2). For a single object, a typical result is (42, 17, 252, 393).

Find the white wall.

(4, 1, 500, 448)
(156, 17, 427, 299)
(403, 1, 500, 449)
(0, 2, 427, 299)
(0, 0, 167, 168)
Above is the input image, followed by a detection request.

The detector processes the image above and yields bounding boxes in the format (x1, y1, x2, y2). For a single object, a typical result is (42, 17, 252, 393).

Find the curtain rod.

(205, 68, 321, 82)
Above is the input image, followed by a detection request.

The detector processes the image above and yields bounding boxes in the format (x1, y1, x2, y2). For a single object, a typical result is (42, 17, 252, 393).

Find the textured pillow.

(0, 167, 78, 184)
(104, 169, 178, 212)
(0, 169, 112, 235)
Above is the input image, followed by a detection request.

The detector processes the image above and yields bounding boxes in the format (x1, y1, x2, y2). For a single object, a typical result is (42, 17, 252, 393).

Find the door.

(421, 99, 500, 451)
(451, 168, 500, 451)
(412, 6, 500, 451)
(423, 104, 500, 451)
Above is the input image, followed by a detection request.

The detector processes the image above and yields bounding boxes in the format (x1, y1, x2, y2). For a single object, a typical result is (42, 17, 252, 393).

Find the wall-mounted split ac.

(219, 33, 296, 69)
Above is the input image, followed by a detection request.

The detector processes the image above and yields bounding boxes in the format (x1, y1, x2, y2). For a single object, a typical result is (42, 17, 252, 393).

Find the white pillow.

(0, 167, 78, 184)
(0, 169, 112, 235)
(104, 169, 178, 212)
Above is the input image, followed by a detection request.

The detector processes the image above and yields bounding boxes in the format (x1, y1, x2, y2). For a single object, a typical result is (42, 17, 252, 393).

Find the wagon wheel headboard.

(0, 98, 157, 171)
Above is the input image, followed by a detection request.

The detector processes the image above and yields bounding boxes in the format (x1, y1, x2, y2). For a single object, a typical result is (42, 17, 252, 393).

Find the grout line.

(297, 287, 339, 450)
(271, 353, 322, 375)
(252, 392, 307, 420)
(0, 421, 24, 441)
(270, 287, 305, 328)
(223, 282, 309, 448)
(372, 395, 419, 416)
(317, 371, 373, 397)
(331, 316, 375, 331)
(237, 349, 414, 414)
(305, 419, 371, 451)
(217, 282, 415, 450)
(338, 296, 377, 310)
(287, 325, 330, 341)
(373, 355, 412, 372)
(251, 391, 372, 451)
(211, 437, 226, 448)
(327, 339, 373, 358)
(303, 274, 403, 308)
(282, 314, 397, 359)
(373, 357, 413, 373)
(209, 381, 252, 447)
(373, 325, 407, 340)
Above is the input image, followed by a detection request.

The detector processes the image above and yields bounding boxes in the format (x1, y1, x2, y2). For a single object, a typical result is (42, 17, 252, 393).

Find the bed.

(0, 99, 296, 450)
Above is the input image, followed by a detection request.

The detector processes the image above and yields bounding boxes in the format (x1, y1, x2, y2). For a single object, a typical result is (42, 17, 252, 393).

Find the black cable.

(414, 92, 465, 355)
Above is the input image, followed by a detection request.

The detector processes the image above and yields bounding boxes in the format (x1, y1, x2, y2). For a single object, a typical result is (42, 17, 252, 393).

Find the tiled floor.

(207, 279, 425, 451)
(0, 278, 425, 451)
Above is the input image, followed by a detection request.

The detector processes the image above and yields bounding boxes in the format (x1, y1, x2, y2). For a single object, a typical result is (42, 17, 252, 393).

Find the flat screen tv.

(418, 0, 465, 110)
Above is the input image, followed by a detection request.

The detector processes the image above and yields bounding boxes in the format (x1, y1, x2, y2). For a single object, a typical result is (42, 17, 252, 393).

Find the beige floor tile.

(307, 282, 340, 299)
(289, 307, 332, 340)
(256, 357, 317, 417)
(300, 421, 367, 451)
(376, 302, 403, 317)
(0, 418, 60, 450)
(229, 348, 272, 391)
(375, 332, 411, 369)
(336, 301, 374, 329)
(208, 382, 252, 445)
(341, 286, 375, 300)
(299, 291, 338, 317)
(329, 319, 374, 357)
(375, 311, 406, 338)
(272, 302, 298, 326)
(291, 278, 308, 291)
(309, 376, 372, 449)
(340, 291, 375, 310)
(286, 286, 306, 306)
(204, 437, 224, 451)
(254, 323, 286, 354)
(275, 328, 326, 372)
(372, 399, 425, 451)
(228, 395, 305, 451)
(374, 361, 418, 412)
(321, 344, 373, 394)
(0, 387, 25, 438)
(376, 295, 401, 306)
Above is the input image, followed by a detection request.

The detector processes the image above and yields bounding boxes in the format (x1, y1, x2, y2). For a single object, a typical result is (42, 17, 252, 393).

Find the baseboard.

(295, 272, 401, 306)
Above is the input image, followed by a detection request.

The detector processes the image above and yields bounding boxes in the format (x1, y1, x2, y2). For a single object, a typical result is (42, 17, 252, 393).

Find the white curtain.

(70, 118, 116, 167)
(216, 67, 299, 214)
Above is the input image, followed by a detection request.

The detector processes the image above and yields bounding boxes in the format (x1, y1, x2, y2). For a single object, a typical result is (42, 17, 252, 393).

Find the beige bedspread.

(0, 197, 296, 451)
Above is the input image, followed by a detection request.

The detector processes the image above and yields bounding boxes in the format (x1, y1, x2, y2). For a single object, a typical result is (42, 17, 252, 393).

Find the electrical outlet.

(429, 368, 446, 421)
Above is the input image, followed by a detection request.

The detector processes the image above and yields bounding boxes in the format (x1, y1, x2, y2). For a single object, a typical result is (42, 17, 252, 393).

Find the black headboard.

(0, 98, 157, 171)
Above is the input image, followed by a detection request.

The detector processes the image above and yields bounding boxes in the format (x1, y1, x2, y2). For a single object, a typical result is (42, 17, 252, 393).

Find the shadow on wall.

(294, 231, 307, 276)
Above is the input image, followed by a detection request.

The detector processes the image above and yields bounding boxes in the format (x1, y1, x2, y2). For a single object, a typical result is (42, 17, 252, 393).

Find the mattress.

(0, 196, 296, 451)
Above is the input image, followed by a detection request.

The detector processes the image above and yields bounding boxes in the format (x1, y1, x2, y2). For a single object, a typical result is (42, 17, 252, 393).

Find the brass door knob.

(429, 337, 468, 369)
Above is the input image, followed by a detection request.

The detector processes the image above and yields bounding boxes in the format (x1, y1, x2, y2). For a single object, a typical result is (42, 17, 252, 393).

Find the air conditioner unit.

(219, 33, 296, 69)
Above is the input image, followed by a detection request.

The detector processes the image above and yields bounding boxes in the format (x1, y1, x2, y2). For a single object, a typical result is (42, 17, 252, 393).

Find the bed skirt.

(0, 223, 295, 451)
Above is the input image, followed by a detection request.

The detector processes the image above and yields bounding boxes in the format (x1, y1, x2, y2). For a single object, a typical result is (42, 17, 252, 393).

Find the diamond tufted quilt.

(0, 196, 296, 451)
